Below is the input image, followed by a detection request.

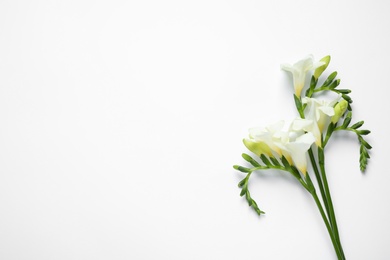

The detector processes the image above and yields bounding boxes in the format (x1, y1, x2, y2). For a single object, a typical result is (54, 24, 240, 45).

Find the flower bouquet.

(233, 55, 371, 259)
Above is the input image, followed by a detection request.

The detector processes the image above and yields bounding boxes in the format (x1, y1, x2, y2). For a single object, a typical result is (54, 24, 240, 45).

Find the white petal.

(280, 63, 294, 72)
(294, 55, 314, 72)
(291, 118, 314, 131)
(296, 132, 316, 144)
(319, 106, 335, 117)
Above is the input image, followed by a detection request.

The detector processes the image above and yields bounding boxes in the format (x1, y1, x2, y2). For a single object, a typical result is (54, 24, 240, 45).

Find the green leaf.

(359, 146, 369, 172)
(290, 166, 301, 179)
(281, 156, 291, 170)
(325, 122, 335, 141)
(337, 89, 352, 94)
(238, 178, 246, 188)
(270, 157, 281, 166)
(342, 94, 353, 104)
(246, 191, 252, 206)
(341, 112, 352, 128)
(260, 154, 271, 166)
(323, 71, 337, 87)
(305, 75, 318, 96)
(357, 135, 371, 172)
(242, 153, 260, 167)
(294, 94, 303, 116)
(359, 137, 372, 149)
(238, 172, 265, 215)
(350, 121, 364, 129)
(233, 165, 251, 173)
(240, 185, 247, 196)
(328, 79, 340, 89)
(249, 196, 265, 215)
(359, 130, 371, 135)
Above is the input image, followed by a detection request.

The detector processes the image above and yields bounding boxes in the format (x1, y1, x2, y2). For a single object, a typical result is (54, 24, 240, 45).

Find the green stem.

(308, 148, 331, 219)
(318, 147, 345, 259)
(306, 174, 344, 260)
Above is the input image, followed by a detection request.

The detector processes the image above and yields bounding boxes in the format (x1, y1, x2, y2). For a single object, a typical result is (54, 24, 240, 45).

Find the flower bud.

(243, 139, 272, 157)
(314, 55, 331, 79)
(331, 99, 348, 123)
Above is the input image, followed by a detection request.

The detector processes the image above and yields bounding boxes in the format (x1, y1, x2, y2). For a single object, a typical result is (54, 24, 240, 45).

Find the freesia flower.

(272, 120, 316, 174)
(281, 55, 324, 97)
(296, 96, 341, 146)
(284, 132, 315, 174)
(244, 120, 315, 174)
(291, 118, 321, 146)
(248, 121, 285, 156)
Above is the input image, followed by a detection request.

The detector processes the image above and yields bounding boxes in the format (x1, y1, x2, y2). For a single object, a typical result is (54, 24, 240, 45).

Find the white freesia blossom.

(273, 121, 315, 174)
(248, 121, 285, 156)
(298, 96, 341, 146)
(281, 55, 324, 97)
(285, 132, 316, 174)
(245, 121, 315, 174)
(292, 118, 322, 147)
(302, 96, 340, 131)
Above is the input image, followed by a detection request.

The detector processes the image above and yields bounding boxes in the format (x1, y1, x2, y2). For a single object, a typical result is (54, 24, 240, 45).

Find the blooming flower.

(281, 55, 324, 97)
(294, 96, 342, 146)
(247, 121, 285, 156)
(284, 132, 315, 174)
(291, 118, 321, 146)
(244, 120, 315, 174)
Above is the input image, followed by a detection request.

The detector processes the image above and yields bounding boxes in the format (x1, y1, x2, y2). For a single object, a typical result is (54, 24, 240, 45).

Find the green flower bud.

(243, 139, 272, 157)
(331, 99, 348, 123)
(314, 55, 331, 79)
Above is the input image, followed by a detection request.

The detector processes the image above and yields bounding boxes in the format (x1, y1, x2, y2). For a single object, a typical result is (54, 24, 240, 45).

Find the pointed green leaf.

(351, 121, 364, 129)
(281, 156, 291, 170)
(342, 94, 353, 103)
(238, 178, 246, 188)
(294, 94, 303, 111)
(270, 157, 281, 166)
(359, 130, 371, 135)
(342, 112, 352, 128)
(325, 122, 335, 140)
(233, 165, 251, 173)
(359, 137, 372, 149)
(328, 79, 340, 89)
(242, 153, 261, 167)
(260, 154, 271, 166)
(337, 89, 352, 94)
(323, 71, 337, 87)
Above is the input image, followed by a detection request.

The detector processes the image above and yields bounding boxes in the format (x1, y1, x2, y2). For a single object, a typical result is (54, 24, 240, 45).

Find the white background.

(1, 0, 389, 259)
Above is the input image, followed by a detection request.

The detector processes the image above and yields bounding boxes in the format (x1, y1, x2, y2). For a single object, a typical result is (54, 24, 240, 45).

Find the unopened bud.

(314, 55, 331, 79)
(243, 139, 272, 157)
(332, 99, 348, 123)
